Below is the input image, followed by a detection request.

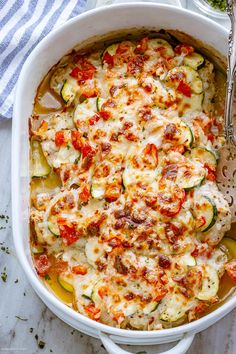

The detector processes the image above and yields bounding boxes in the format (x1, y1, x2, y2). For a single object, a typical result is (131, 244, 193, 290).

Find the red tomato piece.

(142, 143, 158, 168)
(72, 265, 87, 275)
(84, 304, 101, 320)
(154, 287, 168, 302)
(81, 90, 98, 99)
(103, 52, 114, 67)
(116, 42, 130, 55)
(135, 37, 148, 54)
(79, 186, 91, 203)
(226, 260, 236, 281)
(171, 144, 186, 154)
(127, 55, 144, 76)
(157, 187, 185, 217)
(59, 224, 79, 246)
(177, 80, 191, 97)
(70, 58, 96, 84)
(88, 114, 100, 126)
(55, 131, 66, 147)
(175, 44, 194, 56)
(80, 141, 93, 158)
(34, 254, 51, 277)
(71, 130, 81, 150)
(99, 110, 111, 120)
(204, 164, 216, 181)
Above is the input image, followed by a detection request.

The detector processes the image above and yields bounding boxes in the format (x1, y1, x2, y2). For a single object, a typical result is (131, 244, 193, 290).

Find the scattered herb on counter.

(38, 340, 45, 349)
(0, 244, 10, 254)
(1, 267, 7, 282)
(29, 327, 34, 333)
(15, 316, 28, 321)
(206, 0, 226, 11)
(14, 279, 18, 283)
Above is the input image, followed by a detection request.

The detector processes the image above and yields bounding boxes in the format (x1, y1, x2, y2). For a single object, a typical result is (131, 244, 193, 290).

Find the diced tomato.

(79, 186, 90, 203)
(177, 80, 191, 97)
(143, 83, 153, 93)
(154, 286, 167, 302)
(72, 265, 87, 275)
(98, 286, 109, 299)
(80, 141, 93, 158)
(99, 110, 111, 120)
(225, 260, 236, 281)
(105, 183, 121, 202)
(55, 131, 66, 147)
(70, 58, 96, 84)
(135, 37, 148, 54)
(58, 223, 79, 246)
(81, 90, 98, 98)
(175, 44, 194, 56)
(204, 164, 216, 181)
(142, 143, 158, 168)
(127, 55, 144, 76)
(88, 114, 100, 126)
(71, 130, 81, 150)
(103, 52, 114, 67)
(157, 186, 185, 217)
(116, 42, 130, 55)
(34, 254, 51, 277)
(207, 133, 215, 142)
(171, 144, 186, 154)
(84, 304, 101, 320)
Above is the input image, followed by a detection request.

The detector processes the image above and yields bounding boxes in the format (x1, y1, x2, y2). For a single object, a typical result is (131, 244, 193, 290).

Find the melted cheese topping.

(30, 37, 232, 330)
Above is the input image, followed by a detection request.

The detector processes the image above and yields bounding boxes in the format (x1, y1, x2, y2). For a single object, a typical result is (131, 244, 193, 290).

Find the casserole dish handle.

(99, 332, 195, 354)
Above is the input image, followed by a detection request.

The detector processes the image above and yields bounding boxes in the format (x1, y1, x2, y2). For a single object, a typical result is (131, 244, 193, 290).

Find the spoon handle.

(225, 0, 236, 144)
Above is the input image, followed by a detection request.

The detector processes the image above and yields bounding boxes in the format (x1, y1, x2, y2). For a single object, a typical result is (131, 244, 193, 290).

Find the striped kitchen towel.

(0, 0, 87, 120)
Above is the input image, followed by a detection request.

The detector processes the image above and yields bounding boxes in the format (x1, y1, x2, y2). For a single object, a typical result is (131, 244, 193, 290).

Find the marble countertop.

(0, 3, 235, 354)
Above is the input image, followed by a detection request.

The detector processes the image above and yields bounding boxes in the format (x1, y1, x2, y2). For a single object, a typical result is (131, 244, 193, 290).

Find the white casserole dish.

(12, 3, 236, 354)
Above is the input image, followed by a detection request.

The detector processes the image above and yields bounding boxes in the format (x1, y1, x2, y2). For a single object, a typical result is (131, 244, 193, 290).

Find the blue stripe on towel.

(0, 0, 87, 119)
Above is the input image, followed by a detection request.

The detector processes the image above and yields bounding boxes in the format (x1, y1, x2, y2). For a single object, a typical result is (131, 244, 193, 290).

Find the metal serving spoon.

(217, 0, 236, 222)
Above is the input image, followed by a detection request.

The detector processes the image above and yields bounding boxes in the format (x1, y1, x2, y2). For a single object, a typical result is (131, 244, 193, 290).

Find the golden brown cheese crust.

(30, 37, 232, 330)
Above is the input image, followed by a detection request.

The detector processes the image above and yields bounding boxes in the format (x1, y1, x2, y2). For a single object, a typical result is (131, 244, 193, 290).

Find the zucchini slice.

(194, 195, 218, 232)
(32, 245, 44, 254)
(178, 93, 204, 115)
(143, 301, 159, 315)
(178, 165, 205, 190)
(73, 97, 97, 126)
(102, 43, 119, 60)
(179, 122, 194, 147)
(159, 293, 189, 322)
(197, 265, 219, 301)
(183, 53, 204, 70)
(179, 254, 196, 267)
(165, 66, 203, 94)
(96, 97, 106, 112)
(48, 219, 60, 237)
(58, 275, 74, 293)
(85, 237, 104, 267)
(60, 79, 77, 105)
(91, 279, 105, 304)
(220, 237, 236, 259)
(147, 38, 174, 57)
(90, 181, 105, 199)
(189, 147, 217, 170)
(31, 140, 51, 178)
